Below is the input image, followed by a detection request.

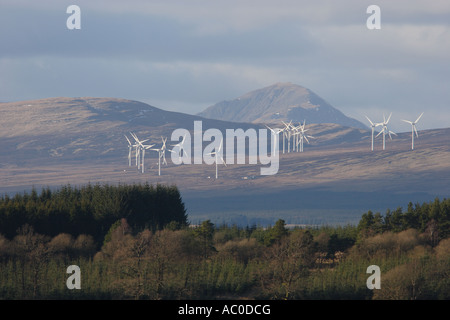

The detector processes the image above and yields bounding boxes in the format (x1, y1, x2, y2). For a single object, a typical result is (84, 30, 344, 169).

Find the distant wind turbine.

(170, 133, 187, 163)
(140, 143, 154, 173)
(365, 116, 382, 151)
(130, 132, 152, 173)
(402, 112, 423, 150)
(265, 125, 283, 153)
(294, 120, 313, 152)
(152, 137, 168, 176)
(124, 135, 134, 166)
(206, 138, 226, 179)
(376, 113, 396, 150)
(282, 121, 293, 153)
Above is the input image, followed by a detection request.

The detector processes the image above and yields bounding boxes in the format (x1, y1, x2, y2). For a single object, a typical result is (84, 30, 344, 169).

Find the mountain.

(198, 82, 367, 129)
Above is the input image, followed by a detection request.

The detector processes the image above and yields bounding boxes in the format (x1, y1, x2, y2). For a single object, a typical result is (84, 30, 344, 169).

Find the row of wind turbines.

(124, 120, 314, 179)
(124, 112, 423, 178)
(125, 132, 187, 175)
(366, 112, 424, 151)
(266, 120, 315, 154)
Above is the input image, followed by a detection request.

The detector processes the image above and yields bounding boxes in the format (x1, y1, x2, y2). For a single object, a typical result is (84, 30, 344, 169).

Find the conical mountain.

(198, 82, 367, 129)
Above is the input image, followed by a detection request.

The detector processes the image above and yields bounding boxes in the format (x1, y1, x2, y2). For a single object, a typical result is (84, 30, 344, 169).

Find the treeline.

(0, 194, 449, 300)
(0, 183, 188, 242)
(358, 198, 450, 242)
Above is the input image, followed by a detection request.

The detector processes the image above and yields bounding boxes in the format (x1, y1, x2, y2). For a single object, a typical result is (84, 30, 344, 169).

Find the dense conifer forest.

(0, 184, 449, 300)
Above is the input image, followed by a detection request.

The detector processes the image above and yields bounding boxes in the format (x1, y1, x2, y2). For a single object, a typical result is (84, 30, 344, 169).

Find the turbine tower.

(376, 113, 396, 150)
(265, 125, 283, 153)
(206, 138, 226, 179)
(295, 120, 313, 152)
(365, 116, 382, 151)
(124, 135, 134, 166)
(402, 112, 423, 150)
(130, 132, 152, 173)
(140, 143, 154, 173)
(152, 137, 168, 176)
(170, 133, 187, 163)
(282, 121, 293, 153)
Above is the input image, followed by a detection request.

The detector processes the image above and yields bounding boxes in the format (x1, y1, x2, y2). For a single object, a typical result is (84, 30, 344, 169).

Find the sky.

(1, 0, 449, 132)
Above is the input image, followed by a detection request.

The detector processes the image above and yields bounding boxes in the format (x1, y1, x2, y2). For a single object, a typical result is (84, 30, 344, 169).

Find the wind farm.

(0, 95, 443, 227)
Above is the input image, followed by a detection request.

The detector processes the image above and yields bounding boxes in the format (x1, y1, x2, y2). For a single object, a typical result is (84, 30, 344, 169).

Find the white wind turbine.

(295, 120, 313, 152)
(124, 135, 134, 166)
(152, 137, 168, 176)
(376, 113, 396, 150)
(140, 143, 154, 173)
(282, 121, 293, 153)
(292, 123, 300, 152)
(402, 112, 423, 150)
(293, 122, 303, 152)
(206, 138, 226, 179)
(365, 116, 382, 151)
(265, 125, 283, 153)
(170, 133, 187, 163)
(130, 132, 151, 172)
(130, 133, 141, 167)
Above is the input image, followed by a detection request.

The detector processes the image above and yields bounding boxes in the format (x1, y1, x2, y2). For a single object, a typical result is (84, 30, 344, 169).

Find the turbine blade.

(415, 112, 424, 123)
(365, 116, 374, 126)
(220, 156, 227, 166)
(386, 112, 392, 123)
(414, 125, 419, 137)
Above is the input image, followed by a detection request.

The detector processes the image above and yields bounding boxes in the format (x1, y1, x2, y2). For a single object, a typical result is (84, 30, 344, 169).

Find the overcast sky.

(1, 0, 449, 131)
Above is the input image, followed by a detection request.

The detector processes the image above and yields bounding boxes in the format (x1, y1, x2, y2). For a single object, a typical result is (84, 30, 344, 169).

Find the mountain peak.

(198, 83, 367, 129)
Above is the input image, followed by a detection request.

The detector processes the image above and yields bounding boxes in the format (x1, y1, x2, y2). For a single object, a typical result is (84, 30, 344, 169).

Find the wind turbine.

(402, 112, 423, 150)
(171, 133, 187, 163)
(206, 138, 226, 179)
(265, 125, 283, 153)
(292, 123, 300, 152)
(365, 116, 382, 151)
(130, 132, 151, 172)
(124, 135, 134, 166)
(295, 120, 313, 152)
(376, 113, 396, 150)
(282, 121, 293, 153)
(140, 143, 154, 173)
(152, 137, 168, 176)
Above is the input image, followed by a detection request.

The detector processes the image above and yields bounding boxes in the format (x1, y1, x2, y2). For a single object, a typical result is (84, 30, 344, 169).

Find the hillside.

(0, 97, 261, 164)
(198, 82, 367, 129)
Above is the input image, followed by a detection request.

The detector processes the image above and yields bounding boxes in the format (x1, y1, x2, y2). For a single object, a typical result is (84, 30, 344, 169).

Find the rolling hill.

(0, 97, 262, 164)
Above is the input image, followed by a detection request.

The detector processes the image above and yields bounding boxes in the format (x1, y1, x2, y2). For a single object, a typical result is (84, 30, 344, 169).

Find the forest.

(0, 183, 449, 300)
